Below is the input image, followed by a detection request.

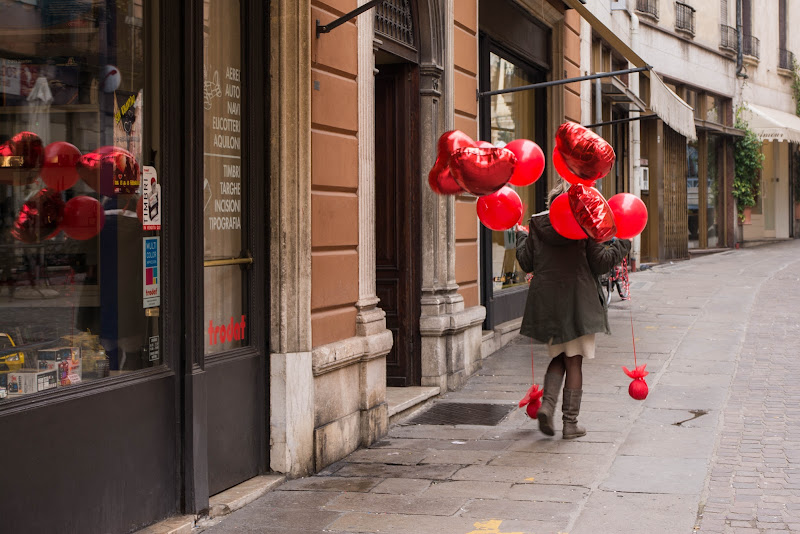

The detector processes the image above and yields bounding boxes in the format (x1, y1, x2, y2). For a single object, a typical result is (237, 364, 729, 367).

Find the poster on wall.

(143, 236, 160, 309)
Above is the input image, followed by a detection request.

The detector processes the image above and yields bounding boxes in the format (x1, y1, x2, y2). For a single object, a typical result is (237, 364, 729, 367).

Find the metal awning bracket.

(316, 0, 387, 38)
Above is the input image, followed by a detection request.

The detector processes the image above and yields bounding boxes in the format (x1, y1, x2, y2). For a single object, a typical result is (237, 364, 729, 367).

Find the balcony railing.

(743, 34, 760, 59)
(779, 48, 795, 70)
(636, 0, 658, 19)
(675, 2, 695, 36)
(720, 24, 736, 51)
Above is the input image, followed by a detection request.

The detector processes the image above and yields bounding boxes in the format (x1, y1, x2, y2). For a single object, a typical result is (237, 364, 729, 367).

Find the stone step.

(387, 386, 441, 426)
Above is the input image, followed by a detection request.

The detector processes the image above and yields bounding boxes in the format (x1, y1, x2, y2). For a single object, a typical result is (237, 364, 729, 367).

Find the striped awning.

(742, 103, 800, 143)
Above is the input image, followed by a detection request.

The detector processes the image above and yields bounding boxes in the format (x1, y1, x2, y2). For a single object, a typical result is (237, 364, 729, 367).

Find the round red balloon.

(41, 142, 81, 191)
(11, 189, 64, 243)
(62, 196, 106, 240)
(608, 193, 648, 239)
(549, 193, 586, 240)
(477, 186, 523, 231)
(505, 139, 545, 187)
(450, 147, 516, 196)
(552, 148, 596, 187)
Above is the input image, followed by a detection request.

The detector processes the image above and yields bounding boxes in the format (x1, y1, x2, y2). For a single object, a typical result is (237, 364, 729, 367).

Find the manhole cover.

(406, 402, 515, 426)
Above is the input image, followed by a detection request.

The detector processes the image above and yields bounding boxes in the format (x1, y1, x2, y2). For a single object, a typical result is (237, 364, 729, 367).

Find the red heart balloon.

(476, 140, 495, 148)
(41, 142, 82, 192)
(78, 146, 140, 197)
(477, 186, 523, 231)
(62, 196, 106, 240)
(428, 130, 476, 195)
(0, 132, 44, 185)
(11, 189, 64, 243)
(449, 147, 516, 196)
(549, 193, 586, 240)
(608, 193, 648, 239)
(552, 148, 596, 188)
(555, 122, 615, 183)
(567, 184, 617, 243)
(505, 139, 545, 187)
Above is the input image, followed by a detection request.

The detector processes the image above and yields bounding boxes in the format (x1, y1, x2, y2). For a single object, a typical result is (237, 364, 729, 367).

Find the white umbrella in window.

(26, 76, 53, 146)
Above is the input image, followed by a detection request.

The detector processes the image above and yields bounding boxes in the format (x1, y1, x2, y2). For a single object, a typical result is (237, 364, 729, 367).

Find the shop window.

(203, 0, 246, 355)
(486, 51, 541, 293)
(0, 1, 161, 401)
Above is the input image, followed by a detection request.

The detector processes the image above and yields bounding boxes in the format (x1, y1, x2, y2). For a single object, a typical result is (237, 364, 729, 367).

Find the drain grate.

(406, 402, 515, 426)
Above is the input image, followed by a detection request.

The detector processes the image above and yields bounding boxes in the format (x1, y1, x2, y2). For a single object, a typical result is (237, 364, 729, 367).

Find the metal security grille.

(636, 0, 658, 18)
(675, 2, 695, 35)
(375, 0, 415, 50)
(780, 49, 795, 70)
(720, 24, 736, 51)
(406, 403, 515, 426)
(743, 34, 760, 59)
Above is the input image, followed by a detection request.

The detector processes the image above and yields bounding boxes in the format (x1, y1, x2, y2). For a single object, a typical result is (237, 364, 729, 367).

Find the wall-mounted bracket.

(316, 0, 387, 38)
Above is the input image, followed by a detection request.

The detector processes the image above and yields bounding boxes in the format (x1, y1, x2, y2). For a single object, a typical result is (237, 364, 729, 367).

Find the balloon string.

(531, 341, 535, 384)
(624, 257, 637, 368)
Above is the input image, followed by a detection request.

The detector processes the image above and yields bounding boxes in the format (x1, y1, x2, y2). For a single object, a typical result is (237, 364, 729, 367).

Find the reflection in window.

(687, 142, 700, 248)
(0, 1, 160, 401)
(487, 52, 538, 293)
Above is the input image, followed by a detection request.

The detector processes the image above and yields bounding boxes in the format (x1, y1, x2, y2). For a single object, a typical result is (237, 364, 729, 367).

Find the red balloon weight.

(428, 130, 476, 195)
(628, 378, 649, 400)
(568, 184, 617, 243)
(450, 147, 516, 196)
(526, 398, 542, 419)
(477, 186, 523, 231)
(11, 189, 64, 243)
(77, 146, 140, 197)
(41, 142, 81, 191)
(552, 148, 596, 187)
(62, 196, 106, 240)
(549, 193, 586, 240)
(505, 139, 545, 187)
(608, 193, 648, 239)
(555, 122, 615, 183)
(0, 132, 44, 185)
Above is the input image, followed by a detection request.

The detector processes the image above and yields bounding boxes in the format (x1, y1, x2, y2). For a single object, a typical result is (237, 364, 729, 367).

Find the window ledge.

(675, 26, 695, 39)
(778, 67, 793, 78)
(744, 55, 760, 67)
(635, 10, 659, 23)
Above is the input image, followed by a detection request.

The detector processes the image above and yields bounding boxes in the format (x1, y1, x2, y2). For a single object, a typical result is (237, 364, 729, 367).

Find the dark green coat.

(516, 212, 631, 344)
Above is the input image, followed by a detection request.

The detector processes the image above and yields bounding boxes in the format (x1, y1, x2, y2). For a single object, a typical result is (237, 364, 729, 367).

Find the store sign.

(142, 166, 161, 230)
(148, 336, 160, 362)
(0, 59, 21, 95)
(143, 237, 160, 308)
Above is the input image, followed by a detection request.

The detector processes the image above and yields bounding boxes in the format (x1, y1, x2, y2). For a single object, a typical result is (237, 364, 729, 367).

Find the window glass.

(0, 0, 160, 401)
(707, 135, 721, 247)
(203, 0, 246, 355)
(687, 141, 700, 249)
(487, 52, 537, 293)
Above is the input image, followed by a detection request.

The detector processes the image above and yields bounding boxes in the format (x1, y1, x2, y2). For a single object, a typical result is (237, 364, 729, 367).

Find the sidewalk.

(200, 240, 800, 534)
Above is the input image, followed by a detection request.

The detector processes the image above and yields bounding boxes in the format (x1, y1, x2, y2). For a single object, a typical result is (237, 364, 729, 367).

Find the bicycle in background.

(600, 256, 630, 305)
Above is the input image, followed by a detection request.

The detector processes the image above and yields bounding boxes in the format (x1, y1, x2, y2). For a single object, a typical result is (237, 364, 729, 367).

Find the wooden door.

(375, 63, 421, 387)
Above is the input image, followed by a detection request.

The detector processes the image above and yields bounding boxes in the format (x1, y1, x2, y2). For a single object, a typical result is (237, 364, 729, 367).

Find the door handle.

(203, 250, 253, 268)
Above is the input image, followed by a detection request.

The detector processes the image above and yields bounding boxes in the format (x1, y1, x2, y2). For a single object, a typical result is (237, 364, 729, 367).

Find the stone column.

(268, 0, 315, 477)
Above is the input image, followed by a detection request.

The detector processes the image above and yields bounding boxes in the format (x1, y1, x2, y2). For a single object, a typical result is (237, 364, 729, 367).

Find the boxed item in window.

(38, 347, 82, 385)
(6, 370, 58, 395)
(0, 386, 7, 399)
(37, 347, 80, 362)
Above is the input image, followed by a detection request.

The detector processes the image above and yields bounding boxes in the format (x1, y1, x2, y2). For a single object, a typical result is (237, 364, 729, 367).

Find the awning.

(741, 103, 800, 143)
(561, 0, 697, 141)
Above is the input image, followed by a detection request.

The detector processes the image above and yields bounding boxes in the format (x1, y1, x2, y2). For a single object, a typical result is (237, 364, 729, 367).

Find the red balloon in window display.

(607, 192, 648, 239)
(505, 139, 545, 187)
(11, 189, 65, 244)
(0, 132, 45, 185)
(567, 184, 617, 243)
(476, 186, 523, 231)
(41, 142, 82, 192)
(449, 147, 516, 196)
(428, 130, 477, 195)
(549, 192, 587, 240)
(554, 122, 615, 184)
(62, 196, 106, 240)
(77, 146, 140, 197)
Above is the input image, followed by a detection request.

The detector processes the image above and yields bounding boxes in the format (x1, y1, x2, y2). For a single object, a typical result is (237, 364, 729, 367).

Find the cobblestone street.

(199, 241, 800, 534)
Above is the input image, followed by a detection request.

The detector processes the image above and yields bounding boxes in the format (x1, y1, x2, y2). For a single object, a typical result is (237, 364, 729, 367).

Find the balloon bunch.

(3, 132, 140, 244)
(548, 122, 648, 243)
(428, 131, 545, 231)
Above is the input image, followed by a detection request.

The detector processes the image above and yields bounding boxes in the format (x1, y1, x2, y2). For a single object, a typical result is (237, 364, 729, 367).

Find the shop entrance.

(375, 60, 422, 387)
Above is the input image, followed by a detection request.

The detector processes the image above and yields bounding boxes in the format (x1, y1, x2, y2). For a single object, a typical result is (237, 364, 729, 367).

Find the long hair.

(547, 179, 570, 208)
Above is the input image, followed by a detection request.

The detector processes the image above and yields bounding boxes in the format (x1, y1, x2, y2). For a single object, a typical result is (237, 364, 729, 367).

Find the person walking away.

(515, 182, 631, 439)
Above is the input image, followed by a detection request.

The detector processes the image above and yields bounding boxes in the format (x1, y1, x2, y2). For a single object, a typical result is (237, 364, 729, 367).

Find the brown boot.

(562, 388, 586, 439)
(537, 372, 564, 436)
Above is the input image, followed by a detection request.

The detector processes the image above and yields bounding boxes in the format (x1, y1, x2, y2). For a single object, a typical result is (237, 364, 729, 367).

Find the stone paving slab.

(572, 491, 698, 534)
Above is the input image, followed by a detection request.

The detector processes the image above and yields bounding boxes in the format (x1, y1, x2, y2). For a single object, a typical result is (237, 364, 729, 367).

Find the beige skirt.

(548, 333, 596, 359)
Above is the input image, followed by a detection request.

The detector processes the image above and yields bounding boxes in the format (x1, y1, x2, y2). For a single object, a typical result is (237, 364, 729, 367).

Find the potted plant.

(733, 109, 764, 224)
